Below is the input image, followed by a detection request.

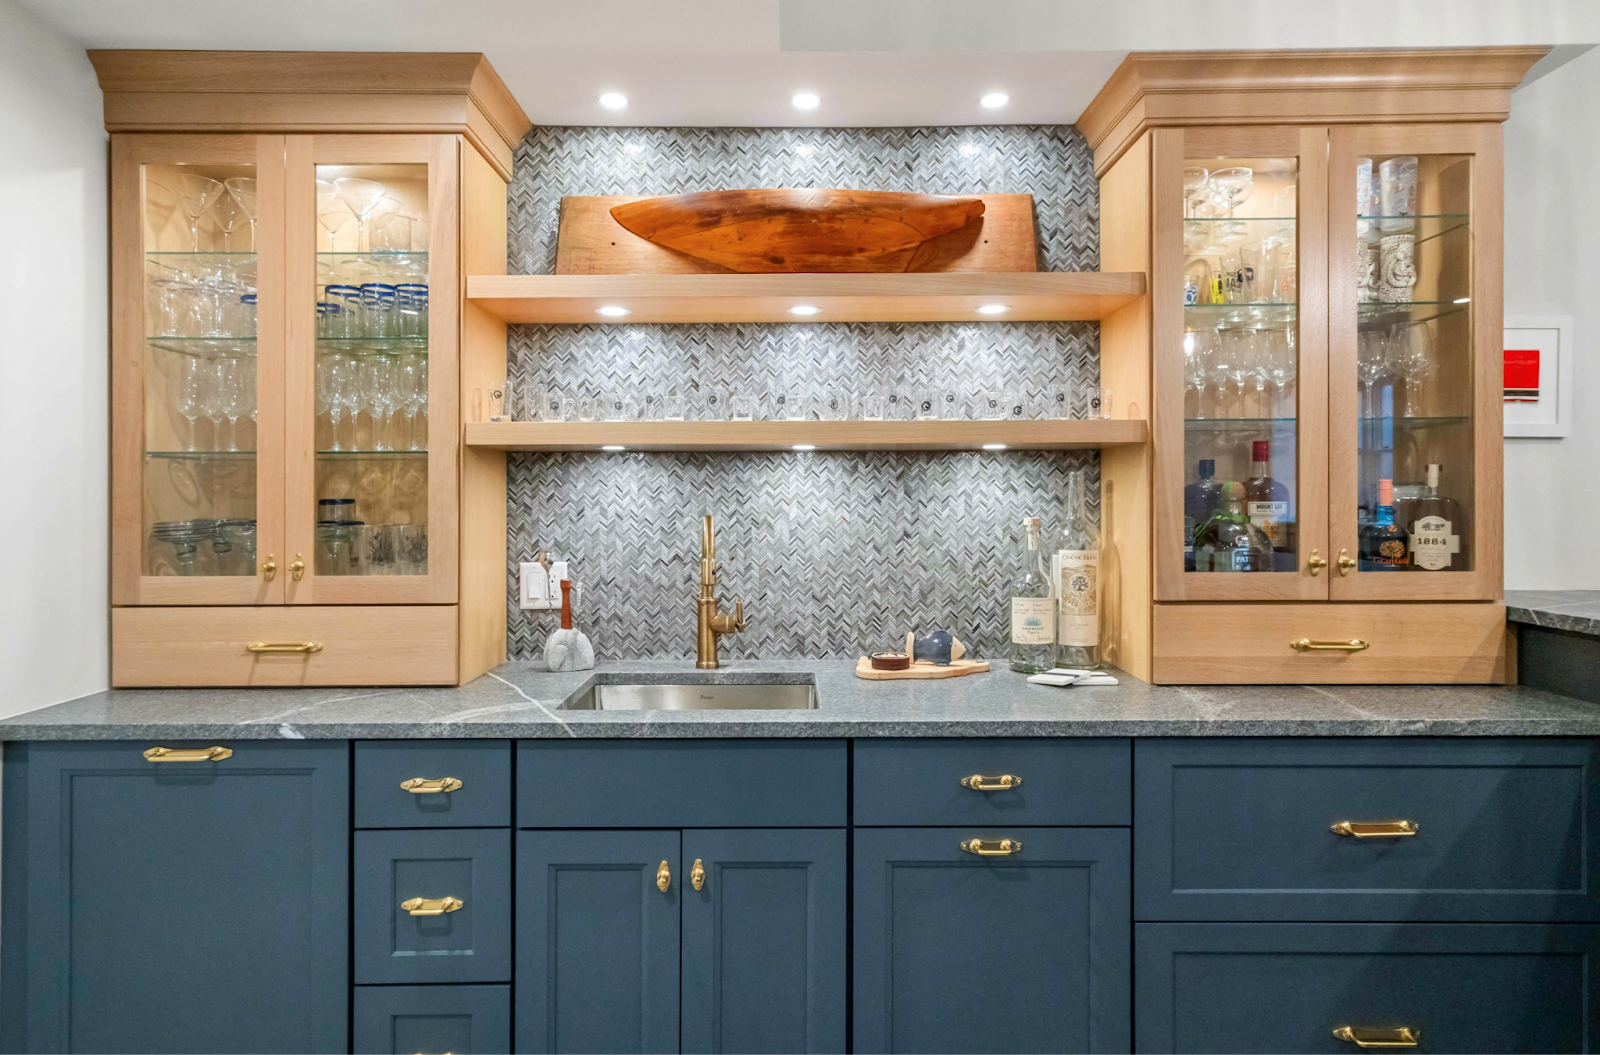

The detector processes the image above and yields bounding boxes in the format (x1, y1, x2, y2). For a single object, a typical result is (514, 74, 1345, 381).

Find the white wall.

(0, 0, 108, 713)
(1504, 47, 1600, 589)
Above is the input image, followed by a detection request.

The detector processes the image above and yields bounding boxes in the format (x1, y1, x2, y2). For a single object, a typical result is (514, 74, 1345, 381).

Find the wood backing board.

(855, 658, 991, 680)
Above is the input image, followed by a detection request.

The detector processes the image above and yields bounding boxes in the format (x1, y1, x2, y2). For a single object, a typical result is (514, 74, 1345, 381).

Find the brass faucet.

(696, 515, 746, 669)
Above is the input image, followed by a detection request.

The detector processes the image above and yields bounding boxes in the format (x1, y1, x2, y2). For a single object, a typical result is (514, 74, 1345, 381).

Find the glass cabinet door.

(284, 135, 457, 604)
(1328, 125, 1500, 600)
(111, 135, 285, 605)
(1156, 127, 1329, 601)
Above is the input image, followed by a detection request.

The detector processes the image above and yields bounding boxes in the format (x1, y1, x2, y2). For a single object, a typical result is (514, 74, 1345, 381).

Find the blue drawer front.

(1135, 737, 1600, 921)
(355, 829, 512, 984)
(854, 827, 1131, 1054)
(1136, 922, 1600, 1054)
(356, 740, 511, 828)
(854, 738, 1131, 826)
(353, 985, 510, 1055)
(518, 739, 846, 827)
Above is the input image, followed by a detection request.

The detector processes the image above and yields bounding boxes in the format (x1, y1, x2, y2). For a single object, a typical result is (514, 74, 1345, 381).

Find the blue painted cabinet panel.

(355, 828, 512, 984)
(1135, 922, 1600, 1053)
(355, 740, 512, 828)
(681, 829, 846, 1054)
(0, 740, 349, 1055)
(354, 984, 511, 1055)
(516, 830, 681, 1054)
(1135, 738, 1600, 921)
(854, 827, 1131, 1054)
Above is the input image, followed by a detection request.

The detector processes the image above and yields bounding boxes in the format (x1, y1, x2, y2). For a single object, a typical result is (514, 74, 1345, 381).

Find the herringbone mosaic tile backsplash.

(505, 125, 1100, 660)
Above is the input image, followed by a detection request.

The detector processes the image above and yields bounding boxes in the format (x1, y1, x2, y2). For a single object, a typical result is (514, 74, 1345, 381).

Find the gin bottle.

(1009, 517, 1055, 674)
(1053, 470, 1101, 670)
(1192, 482, 1273, 572)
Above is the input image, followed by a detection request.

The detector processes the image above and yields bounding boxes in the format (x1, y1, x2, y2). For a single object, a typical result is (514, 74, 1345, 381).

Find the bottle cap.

(1021, 516, 1041, 529)
(1199, 458, 1215, 477)
(1252, 440, 1270, 462)
(1378, 478, 1394, 506)
(1426, 463, 1440, 489)
(1222, 481, 1244, 501)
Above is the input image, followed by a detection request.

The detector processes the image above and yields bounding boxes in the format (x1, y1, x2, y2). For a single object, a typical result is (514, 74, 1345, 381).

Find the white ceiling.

(18, 0, 1600, 127)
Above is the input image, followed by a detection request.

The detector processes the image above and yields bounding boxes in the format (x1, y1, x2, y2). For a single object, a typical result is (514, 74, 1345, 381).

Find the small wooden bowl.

(870, 652, 911, 671)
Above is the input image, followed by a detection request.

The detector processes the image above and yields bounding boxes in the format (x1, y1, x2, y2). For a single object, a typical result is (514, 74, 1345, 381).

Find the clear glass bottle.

(1358, 477, 1411, 571)
(1192, 481, 1273, 572)
(1243, 439, 1294, 570)
(1401, 463, 1463, 571)
(1053, 470, 1101, 670)
(1009, 516, 1055, 674)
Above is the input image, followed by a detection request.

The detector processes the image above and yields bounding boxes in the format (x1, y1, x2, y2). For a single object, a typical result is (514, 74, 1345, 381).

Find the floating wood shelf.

(464, 418, 1149, 452)
(465, 272, 1146, 324)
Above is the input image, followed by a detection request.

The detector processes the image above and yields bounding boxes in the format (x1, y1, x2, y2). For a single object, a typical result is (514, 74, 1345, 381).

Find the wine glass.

(204, 360, 229, 451)
(211, 191, 246, 252)
(317, 199, 357, 252)
(1264, 326, 1297, 417)
(334, 178, 386, 250)
(399, 355, 429, 450)
(175, 356, 209, 451)
(214, 358, 244, 451)
(176, 174, 223, 251)
(358, 356, 393, 451)
(223, 178, 257, 250)
(1356, 330, 1391, 423)
(1209, 167, 1254, 217)
(1182, 167, 1210, 218)
(1389, 320, 1438, 417)
(366, 197, 404, 251)
(1183, 330, 1208, 419)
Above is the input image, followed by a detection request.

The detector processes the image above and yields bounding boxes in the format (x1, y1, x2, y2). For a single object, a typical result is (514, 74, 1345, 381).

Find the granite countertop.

(1507, 590, 1600, 638)
(1, 659, 1596, 740)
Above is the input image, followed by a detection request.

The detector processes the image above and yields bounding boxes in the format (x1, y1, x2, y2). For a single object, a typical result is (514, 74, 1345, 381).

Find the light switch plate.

(519, 562, 551, 610)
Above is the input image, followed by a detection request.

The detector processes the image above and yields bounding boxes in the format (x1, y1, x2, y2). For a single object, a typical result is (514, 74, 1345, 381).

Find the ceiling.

(18, 0, 1600, 127)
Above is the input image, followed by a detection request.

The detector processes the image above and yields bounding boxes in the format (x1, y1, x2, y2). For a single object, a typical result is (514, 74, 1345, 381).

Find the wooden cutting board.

(855, 657, 991, 680)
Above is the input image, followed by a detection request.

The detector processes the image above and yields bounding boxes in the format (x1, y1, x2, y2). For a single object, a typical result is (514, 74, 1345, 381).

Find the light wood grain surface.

(464, 419, 1148, 452)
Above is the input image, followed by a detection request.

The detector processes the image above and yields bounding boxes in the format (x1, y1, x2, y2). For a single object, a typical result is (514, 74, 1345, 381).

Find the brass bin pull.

(143, 746, 232, 763)
(960, 838, 1022, 856)
(691, 859, 706, 891)
(1332, 820, 1419, 838)
(401, 777, 463, 794)
(1291, 638, 1370, 653)
(1333, 1025, 1421, 1048)
(657, 860, 672, 892)
(401, 896, 464, 916)
(246, 641, 324, 654)
(961, 774, 1022, 791)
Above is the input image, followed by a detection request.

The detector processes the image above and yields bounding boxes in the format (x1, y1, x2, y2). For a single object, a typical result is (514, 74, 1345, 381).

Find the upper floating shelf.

(465, 272, 1146, 324)
(464, 418, 1149, 452)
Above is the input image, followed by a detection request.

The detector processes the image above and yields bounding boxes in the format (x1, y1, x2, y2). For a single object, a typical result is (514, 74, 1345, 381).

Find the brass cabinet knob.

(260, 554, 276, 581)
(401, 896, 464, 916)
(1308, 550, 1327, 576)
(289, 553, 306, 581)
(960, 774, 1022, 791)
(143, 746, 232, 763)
(656, 860, 672, 892)
(401, 777, 463, 794)
(1333, 1025, 1420, 1048)
(1332, 820, 1419, 838)
(960, 838, 1022, 856)
(1337, 549, 1357, 575)
(691, 859, 706, 891)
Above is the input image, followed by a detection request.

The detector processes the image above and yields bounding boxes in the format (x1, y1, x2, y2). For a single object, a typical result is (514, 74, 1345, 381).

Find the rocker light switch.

(519, 562, 551, 610)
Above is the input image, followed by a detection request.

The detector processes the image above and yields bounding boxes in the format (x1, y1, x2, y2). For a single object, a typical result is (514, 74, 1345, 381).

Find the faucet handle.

(733, 596, 746, 633)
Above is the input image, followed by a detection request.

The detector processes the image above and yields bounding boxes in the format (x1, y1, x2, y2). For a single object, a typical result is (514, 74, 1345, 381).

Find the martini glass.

(223, 177, 257, 250)
(145, 180, 179, 247)
(334, 178, 386, 250)
(317, 199, 357, 252)
(212, 191, 246, 252)
(177, 174, 223, 251)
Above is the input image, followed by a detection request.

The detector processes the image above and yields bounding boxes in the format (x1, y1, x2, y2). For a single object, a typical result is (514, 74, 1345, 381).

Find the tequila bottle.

(1009, 517, 1055, 674)
(1053, 470, 1101, 669)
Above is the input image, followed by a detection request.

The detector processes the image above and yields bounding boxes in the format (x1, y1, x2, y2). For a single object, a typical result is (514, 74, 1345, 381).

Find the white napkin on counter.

(1027, 667, 1119, 687)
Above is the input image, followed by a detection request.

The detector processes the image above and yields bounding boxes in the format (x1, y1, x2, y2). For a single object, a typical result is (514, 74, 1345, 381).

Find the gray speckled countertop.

(1, 659, 1596, 740)
(1507, 590, 1600, 638)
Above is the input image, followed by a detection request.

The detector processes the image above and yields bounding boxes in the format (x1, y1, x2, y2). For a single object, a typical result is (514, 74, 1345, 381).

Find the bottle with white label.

(1052, 469, 1101, 670)
(1405, 463, 1463, 571)
(1009, 516, 1055, 674)
(1244, 439, 1294, 571)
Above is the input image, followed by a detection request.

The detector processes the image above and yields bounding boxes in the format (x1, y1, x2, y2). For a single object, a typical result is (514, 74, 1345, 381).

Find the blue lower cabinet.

(354, 985, 511, 1055)
(0, 740, 349, 1055)
(1135, 922, 1600, 1053)
(516, 830, 682, 1054)
(681, 829, 847, 1055)
(854, 827, 1132, 1054)
(355, 828, 512, 984)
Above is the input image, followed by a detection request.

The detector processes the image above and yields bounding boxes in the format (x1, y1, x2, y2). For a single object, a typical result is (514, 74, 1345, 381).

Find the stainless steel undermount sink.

(560, 681, 817, 711)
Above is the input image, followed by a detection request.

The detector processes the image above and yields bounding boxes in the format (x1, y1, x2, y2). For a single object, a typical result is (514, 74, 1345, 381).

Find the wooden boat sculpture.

(608, 188, 987, 273)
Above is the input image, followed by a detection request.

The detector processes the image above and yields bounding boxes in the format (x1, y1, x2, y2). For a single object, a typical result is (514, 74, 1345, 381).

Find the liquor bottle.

(1243, 440, 1295, 570)
(1009, 516, 1055, 674)
(1052, 469, 1100, 670)
(1184, 458, 1223, 527)
(1404, 463, 1463, 571)
(1192, 481, 1273, 572)
(1357, 478, 1410, 571)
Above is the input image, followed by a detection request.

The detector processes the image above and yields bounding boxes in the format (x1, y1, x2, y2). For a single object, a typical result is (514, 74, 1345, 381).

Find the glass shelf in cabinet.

(1184, 216, 1296, 225)
(146, 252, 258, 285)
(147, 337, 257, 359)
(315, 337, 428, 351)
(1360, 214, 1470, 243)
(145, 450, 257, 460)
(1355, 414, 1470, 431)
(315, 449, 428, 457)
(1184, 304, 1298, 324)
(1184, 416, 1297, 433)
(1356, 301, 1470, 327)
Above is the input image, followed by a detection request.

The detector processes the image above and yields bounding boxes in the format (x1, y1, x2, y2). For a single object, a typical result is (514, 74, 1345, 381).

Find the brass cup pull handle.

(1308, 550, 1328, 576)
(143, 746, 233, 763)
(401, 777, 463, 794)
(260, 554, 277, 581)
(1291, 638, 1370, 653)
(1333, 1025, 1421, 1048)
(401, 896, 464, 916)
(657, 860, 672, 892)
(961, 774, 1023, 791)
(691, 858, 706, 891)
(246, 641, 323, 654)
(1337, 549, 1357, 576)
(1332, 820, 1419, 838)
(960, 838, 1022, 856)
(289, 553, 306, 581)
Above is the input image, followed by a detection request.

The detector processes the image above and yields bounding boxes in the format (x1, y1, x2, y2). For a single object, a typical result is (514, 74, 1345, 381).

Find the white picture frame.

(1504, 314, 1575, 438)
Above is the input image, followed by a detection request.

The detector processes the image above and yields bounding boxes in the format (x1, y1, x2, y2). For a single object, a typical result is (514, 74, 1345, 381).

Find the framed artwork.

(1503, 315, 1575, 438)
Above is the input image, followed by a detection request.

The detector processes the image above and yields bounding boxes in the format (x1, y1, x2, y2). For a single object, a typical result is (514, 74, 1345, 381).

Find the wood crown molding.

(86, 51, 533, 180)
(1077, 47, 1548, 177)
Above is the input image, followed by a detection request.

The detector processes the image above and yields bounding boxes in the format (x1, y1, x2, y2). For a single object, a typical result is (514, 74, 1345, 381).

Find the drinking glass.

(939, 389, 963, 420)
(977, 390, 1005, 420)
(366, 197, 404, 251)
(176, 356, 209, 451)
(856, 390, 885, 421)
(773, 385, 802, 421)
(577, 393, 598, 422)
(1356, 330, 1390, 421)
(214, 358, 245, 451)
(663, 385, 685, 421)
(334, 178, 386, 250)
(1004, 388, 1027, 421)
(324, 284, 362, 338)
(360, 283, 397, 338)
(176, 174, 222, 251)
(317, 199, 358, 252)
(1239, 241, 1275, 304)
(223, 178, 257, 249)
(395, 524, 428, 576)
(1208, 167, 1254, 216)
(394, 284, 428, 337)
(1389, 320, 1437, 417)
(203, 361, 228, 450)
(1184, 329, 1209, 418)
(702, 389, 724, 420)
(1264, 326, 1297, 417)
(914, 388, 938, 420)
(212, 191, 247, 252)
(730, 392, 755, 421)
(400, 355, 428, 448)
(323, 354, 357, 450)
(819, 391, 850, 421)
(1182, 167, 1210, 218)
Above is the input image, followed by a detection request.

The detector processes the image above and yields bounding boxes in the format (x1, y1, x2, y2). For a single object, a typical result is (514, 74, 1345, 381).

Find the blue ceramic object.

(912, 629, 955, 666)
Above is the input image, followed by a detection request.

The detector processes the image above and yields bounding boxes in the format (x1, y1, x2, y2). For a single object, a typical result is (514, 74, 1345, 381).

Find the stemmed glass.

(399, 355, 429, 450)
(335, 178, 387, 250)
(1389, 320, 1437, 417)
(1264, 326, 1297, 418)
(223, 178, 257, 249)
(1209, 167, 1254, 217)
(359, 356, 395, 451)
(1356, 330, 1391, 438)
(176, 175, 223, 251)
(317, 199, 357, 252)
(1182, 167, 1210, 218)
(203, 361, 229, 451)
(176, 356, 209, 451)
(1184, 330, 1210, 418)
(318, 354, 357, 451)
(366, 198, 404, 250)
(212, 191, 247, 252)
(214, 358, 245, 451)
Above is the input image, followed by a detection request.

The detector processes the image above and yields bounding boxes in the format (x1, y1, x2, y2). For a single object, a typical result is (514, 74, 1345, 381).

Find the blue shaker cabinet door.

(516, 830, 681, 1054)
(853, 827, 1131, 1055)
(681, 829, 847, 1055)
(354, 984, 511, 1055)
(0, 740, 349, 1055)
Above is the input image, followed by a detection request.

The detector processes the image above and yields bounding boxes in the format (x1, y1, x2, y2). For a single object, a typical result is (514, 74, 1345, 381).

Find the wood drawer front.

(517, 739, 847, 827)
(112, 605, 458, 686)
(353, 984, 510, 1055)
(854, 738, 1130, 826)
(1135, 738, 1600, 922)
(1135, 922, 1600, 1054)
(354, 828, 511, 984)
(1152, 603, 1508, 683)
(356, 740, 511, 829)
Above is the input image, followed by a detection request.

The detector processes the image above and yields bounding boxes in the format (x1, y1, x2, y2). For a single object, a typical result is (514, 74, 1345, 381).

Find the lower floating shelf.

(464, 418, 1148, 452)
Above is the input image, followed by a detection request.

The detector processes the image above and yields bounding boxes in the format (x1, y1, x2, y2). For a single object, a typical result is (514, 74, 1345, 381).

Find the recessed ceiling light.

(792, 443, 817, 451)
(982, 442, 1008, 451)
(595, 305, 631, 317)
(791, 91, 821, 111)
(598, 92, 628, 110)
(787, 305, 821, 316)
(980, 92, 1010, 109)
(976, 304, 1010, 315)
(600, 445, 626, 452)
